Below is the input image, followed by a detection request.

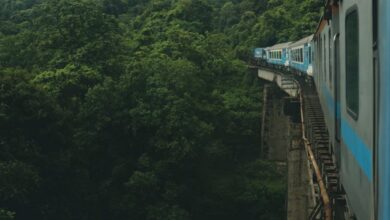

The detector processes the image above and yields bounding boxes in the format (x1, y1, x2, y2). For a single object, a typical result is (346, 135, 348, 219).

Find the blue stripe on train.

(341, 119, 373, 181)
(320, 83, 373, 182)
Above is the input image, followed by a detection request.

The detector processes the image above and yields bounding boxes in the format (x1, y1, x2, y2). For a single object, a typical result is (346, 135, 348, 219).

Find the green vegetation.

(0, 0, 320, 219)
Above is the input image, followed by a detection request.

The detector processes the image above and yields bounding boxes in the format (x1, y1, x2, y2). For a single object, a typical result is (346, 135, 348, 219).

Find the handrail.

(299, 90, 332, 220)
(256, 65, 333, 219)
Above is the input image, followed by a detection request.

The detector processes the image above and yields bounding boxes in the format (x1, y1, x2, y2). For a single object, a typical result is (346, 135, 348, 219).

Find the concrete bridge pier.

(258, 69, 316, 219)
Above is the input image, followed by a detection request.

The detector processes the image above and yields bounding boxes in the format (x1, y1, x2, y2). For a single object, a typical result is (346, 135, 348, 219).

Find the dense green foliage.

(0, 0, 320, 219)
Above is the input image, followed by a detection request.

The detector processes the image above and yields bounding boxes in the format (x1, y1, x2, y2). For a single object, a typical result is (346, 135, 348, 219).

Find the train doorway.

(333, 33, 341, 166)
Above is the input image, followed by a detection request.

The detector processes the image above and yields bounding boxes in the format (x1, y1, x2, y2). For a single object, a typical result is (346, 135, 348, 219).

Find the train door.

(378, 1, 390, 219)
(373, 0, 379, 217)
(333, 33, 341, 165)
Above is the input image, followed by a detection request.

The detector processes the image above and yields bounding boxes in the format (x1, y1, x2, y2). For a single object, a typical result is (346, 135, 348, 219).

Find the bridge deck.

(256, 66, 348, 219)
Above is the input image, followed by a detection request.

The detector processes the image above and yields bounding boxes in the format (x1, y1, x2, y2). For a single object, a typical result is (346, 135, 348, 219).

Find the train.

(253, 0, 389, 219)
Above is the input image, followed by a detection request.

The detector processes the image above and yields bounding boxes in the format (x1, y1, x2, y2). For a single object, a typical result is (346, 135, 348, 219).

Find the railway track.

(254, 64, 350, 219)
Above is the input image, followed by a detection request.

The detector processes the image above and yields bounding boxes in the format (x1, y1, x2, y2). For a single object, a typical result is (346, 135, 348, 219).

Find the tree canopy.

(0, 0, 320, 219)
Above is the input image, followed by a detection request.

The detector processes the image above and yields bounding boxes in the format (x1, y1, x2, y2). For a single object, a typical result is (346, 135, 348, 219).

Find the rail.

(255, 63, 333, 219)
(299, 90, 332, 220)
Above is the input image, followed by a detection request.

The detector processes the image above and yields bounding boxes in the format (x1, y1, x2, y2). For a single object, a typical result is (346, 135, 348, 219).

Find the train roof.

(266, 42, 292, 50)
(289, 35, 314, 48)
(314, 1, 338, 37)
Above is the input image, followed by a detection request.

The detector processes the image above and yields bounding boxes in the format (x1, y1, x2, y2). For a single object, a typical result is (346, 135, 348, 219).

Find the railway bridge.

(255, 66, 352, 220)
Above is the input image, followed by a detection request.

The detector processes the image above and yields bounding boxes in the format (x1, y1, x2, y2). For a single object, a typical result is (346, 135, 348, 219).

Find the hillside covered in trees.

(0, 0, 321, 219)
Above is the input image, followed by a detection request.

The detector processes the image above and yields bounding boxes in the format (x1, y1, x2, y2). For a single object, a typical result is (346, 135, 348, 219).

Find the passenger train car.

(253, 48, 266, 59)
(253, 0, 390, 219)
(265, 42, 291, 66)
(288, 35, 313, 76)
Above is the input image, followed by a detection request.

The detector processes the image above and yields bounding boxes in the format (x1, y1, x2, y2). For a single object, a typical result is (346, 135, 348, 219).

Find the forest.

(0, 0, 321, 219)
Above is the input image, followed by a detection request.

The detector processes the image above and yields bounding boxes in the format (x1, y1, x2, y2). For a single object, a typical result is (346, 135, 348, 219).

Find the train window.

(299, 49, 301, 62)
(295, 50, 298, 62)
(311, 47, 314, 64)
(291, 48, 304, 63)
(300, 48, 303, 62)
(345, 10, 359, 118)
(292, 49, 295, 61)
(271, 50, 282, 60)
(298, 49, 300, 62)
(292, 50, 295, 61)
(292, 50, 294, 61)
(308, 46, 312, 64)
